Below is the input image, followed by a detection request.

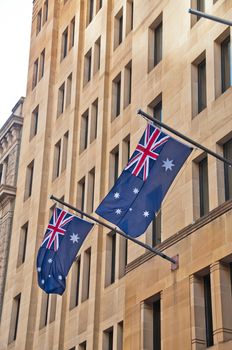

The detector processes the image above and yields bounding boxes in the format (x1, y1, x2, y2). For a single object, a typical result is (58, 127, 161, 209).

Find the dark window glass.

(153, 100, 162, 121)
(153, 299, 161, 350)
(114, 150, 119, 183)
(119, 15, 123, 44)
(116, 79, 121, 117)
(221, 36, 231, 93)
(199, 157, 209, 217)
(197, 59, 206, 113)
(152, 211, 161, 246)
(223, 139, 232, 200)
(203, 275, 213, 347)
(154, 22, 162, 66)
(111, 233, 116, 284)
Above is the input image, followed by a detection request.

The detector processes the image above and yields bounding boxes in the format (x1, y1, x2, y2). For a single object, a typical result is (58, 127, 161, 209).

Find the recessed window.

(152, 211, 161, 246)
(221, 36, 231, 93)
(114, 8, 123, 49)
(103, 327, 114, 350)
(49, 295, 57, 323)
(82, 248, 91, 301)
(84, 49, 92, 85)
(191, 0, 205, 26)
(57, 83, 65, 116)
(112, 73, 121, 119)
(105, 232, 116, 286)
(124, 61, 132, 108)
(96, 0, 103, 12)
(42, 0, 48, 24)
(39, 49, 45, 80)
(61, 27, 68, 60)
(61, 131, 69, 172)
(77, 177, 86, 216)
(79, 341, 87, 350)
(90, 99, 98, 142)
(30, 105, 39, 139)
(32, 59, 39, 89)
(87, 167, 95, 213)
(93, 37, 101, 74)
(191, 52, 207, 117)
(17, 222, 28, 267)
(24, 160, 34, 199)
(148, 93, 162, 121)
(70, 17, 75, 49)
(199, 157, 209, 217)
(141, 294, 161, 350)
(223, 139, 232, 201)
(66, 73, 72, 107)
(53, 140, 61, 179)
(126, 0, 133, 35)
(39, 293, 49, 328)
(36, 9, 42, 35)
(109, 145, 119, 187)
(148, 14, 163, 71)
(87, 0, 94, 25)
(80, 109, 89, 152)
(70, 258, 81, 309)
(8, 294, 21, 344)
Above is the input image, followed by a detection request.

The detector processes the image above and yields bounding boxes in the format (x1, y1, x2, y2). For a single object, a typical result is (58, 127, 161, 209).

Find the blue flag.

(96, 124, 192, 237)
(37, 207, 94, 295)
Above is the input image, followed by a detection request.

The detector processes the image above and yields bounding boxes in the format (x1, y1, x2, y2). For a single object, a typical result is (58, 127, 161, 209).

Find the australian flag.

(37, 207, 94, 295)
(96, 124, 192, 237)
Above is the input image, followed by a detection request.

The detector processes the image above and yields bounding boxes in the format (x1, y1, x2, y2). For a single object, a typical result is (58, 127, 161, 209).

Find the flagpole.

(137, 109, 232, 167)
(50, 195, 177, 266)
(188, 8, 232, 26)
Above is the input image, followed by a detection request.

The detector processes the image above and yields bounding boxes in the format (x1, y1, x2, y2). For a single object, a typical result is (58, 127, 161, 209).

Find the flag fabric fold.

(37, 207, 94, 295)
(96, 124, 192, 237)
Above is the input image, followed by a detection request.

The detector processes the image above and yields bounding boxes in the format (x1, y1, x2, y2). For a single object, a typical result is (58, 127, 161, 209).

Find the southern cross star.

(114, 192, 120, 199)
(143, 210, 149, 217)
(70, 233, 80, 244)
(37, 267, 41, 272)
(58, 275, 62, 280)
(115, 209, 122, 215)
(133, 188, 139, 194)
(48, 258, 53, 264)
(162, 158, 175, 171)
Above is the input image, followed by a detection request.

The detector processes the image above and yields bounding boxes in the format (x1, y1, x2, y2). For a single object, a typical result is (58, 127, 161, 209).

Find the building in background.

(0, 97, 24, 319)
(0, 0, 232, 349)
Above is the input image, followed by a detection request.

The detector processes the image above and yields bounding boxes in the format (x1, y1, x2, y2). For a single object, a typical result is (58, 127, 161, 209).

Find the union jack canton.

(125, 124, 169, 181)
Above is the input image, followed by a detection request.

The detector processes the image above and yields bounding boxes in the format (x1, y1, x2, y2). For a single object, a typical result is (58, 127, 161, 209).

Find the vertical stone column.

(210, 261, 232, 343)
(190, 274, 206, 350)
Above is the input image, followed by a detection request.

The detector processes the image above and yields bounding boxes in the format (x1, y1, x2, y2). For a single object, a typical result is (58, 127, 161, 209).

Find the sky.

(0, 1, 33, 127)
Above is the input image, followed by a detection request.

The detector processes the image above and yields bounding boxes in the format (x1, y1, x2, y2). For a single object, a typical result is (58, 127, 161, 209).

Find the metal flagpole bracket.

(171, 254, 179, 271)
(188, 8, 232, 27)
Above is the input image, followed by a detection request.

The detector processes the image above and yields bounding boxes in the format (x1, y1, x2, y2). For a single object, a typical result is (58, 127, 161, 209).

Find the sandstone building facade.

(0, 0, 232, 349)
(0, 98, 24, 319)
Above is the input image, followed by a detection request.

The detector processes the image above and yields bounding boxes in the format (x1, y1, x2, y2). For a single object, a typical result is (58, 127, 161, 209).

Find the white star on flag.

(162, 158, 175, 171)
(37, 267, 41, 272)
(58, 275, 62, 280)
(133, 188, 139, 194)
(48, 258, 53, 263)
(114, 192, 120, 199)
(70, 233, 80, 244)
(143, 211, 149, 217)
(129, 208, 133, 212)
(115, 209, 122, 215)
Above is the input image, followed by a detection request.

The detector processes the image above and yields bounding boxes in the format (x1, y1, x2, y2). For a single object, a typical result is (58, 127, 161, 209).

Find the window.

(1, 157, 8, 185)
(109, 146, 119, 187)
(94, 37, 101, 74)
(24, 160, 34, 199)
(77, 177, 86, 216)
(61, 131, 69, 172)
(42, 0, 48, 24)
(152, 211, 161, 246)
(40, 293, 49, 328)
(114, 9, 123, 49)
(0, 164, 3, 184)
(148, 15, 162, 71)
(126, 0, 133, 35)
(96, 0, 102, 12)
(32, 59, 39, 89)
(36, 9, 42, 35)
(61, 27, 68, 60)
(191, 0, 205, 26)
(124, 61, 132, 108)
(87, 0, 94, 25)
(17, 222, 28, 266)
(8, 294, 21, 344)
(103, 327, 114, 350)
(117, 321, 123, 350)
(221, 36, 231, 93)
(80, 110, 89, 152)
(49, 295, 57, 323)
(82, 248, 91, 301)
(30, 105, 39, 139)
(70, 17, 75, 49)
(90, 99, 98, 142)
(53, 140, 61, 179)
(105, 232, 116, 286)
(79, 341, 87, 350)
(66, 73, 72, 107)
(70, 258, 81, 309)
(84, 49, 92, 84)
(199, 157, 209, 217)
(203, 274, 214, 347)
(148, 94, 162, 122)
(87, 168, 95, 213)
(112, 73, 121, 119)
(141, 294, 161, 350)
(57, 83, 65, 116)
(39, 49, 45, 79)
(191, 52, 206, 117)
(223, 139, 232, 200)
